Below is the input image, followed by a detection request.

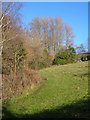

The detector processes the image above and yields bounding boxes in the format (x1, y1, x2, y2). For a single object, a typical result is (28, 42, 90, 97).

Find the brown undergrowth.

(2, 69, 41, 100)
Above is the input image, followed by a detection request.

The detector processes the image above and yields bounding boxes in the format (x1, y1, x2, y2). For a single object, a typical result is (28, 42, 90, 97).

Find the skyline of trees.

(28, 17, 75, 54)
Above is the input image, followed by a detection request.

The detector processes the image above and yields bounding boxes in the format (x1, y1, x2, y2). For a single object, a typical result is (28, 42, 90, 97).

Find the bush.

(2, 41, 27, 75)
(53, 47, 76, 65)
(53, 58, 68, 65)
(2, 69, 41, 99)
(29, 49, 52, 70)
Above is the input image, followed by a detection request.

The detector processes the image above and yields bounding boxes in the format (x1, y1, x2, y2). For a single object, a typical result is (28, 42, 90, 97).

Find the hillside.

(3, 61, 89, 118)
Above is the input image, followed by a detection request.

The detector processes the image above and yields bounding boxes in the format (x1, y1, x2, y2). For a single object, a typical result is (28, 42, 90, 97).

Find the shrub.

(53, 47, 76, 65)
(29, 49, 52, 70)
(15, 42, 27, 72)
(53, 58, 68, 65)
(2, 41, 27, 75)
(2, 69, 41, 99)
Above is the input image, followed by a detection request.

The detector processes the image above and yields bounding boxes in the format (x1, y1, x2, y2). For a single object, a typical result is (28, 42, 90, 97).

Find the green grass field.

(2, 61, 89, 118)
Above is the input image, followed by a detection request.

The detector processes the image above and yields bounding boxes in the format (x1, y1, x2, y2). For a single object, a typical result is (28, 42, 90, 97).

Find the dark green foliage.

(53, 46, 76, 65)
(67, 46, 76, 54)
(16, 42, 27, 72)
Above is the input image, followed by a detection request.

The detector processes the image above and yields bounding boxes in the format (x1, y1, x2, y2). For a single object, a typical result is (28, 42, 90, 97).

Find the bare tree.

(41, 17, 50, 50)
(29, 17, 65, 53)
(64, 24, 75, 49)
(0, 2, 24, 75)
(54, 17, 64, 53)
(0, 2, 23, 55)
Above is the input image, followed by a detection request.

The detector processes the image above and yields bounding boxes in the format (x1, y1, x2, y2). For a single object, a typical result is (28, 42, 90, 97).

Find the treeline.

(1, 3, 76, 74)
(1, 3, 41, 99)
(29, 17, 74, 52)
(25, 17, 75, 69)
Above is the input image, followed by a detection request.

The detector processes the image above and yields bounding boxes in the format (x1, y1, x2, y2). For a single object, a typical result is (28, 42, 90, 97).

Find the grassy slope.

(3, 61, 89, 118)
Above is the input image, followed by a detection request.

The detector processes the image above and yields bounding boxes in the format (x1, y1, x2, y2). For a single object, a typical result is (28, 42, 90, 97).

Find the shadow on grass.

(2, 98, 89, 119)
(73, 72, 89, 78)
(81, 73, 89, 77)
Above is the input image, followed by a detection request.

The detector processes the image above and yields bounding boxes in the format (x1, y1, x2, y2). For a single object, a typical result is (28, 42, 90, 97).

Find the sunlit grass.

(3, 61, 88, 118)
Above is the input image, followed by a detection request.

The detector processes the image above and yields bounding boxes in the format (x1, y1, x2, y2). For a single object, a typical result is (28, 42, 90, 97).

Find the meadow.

(3, 61, 89, 118)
